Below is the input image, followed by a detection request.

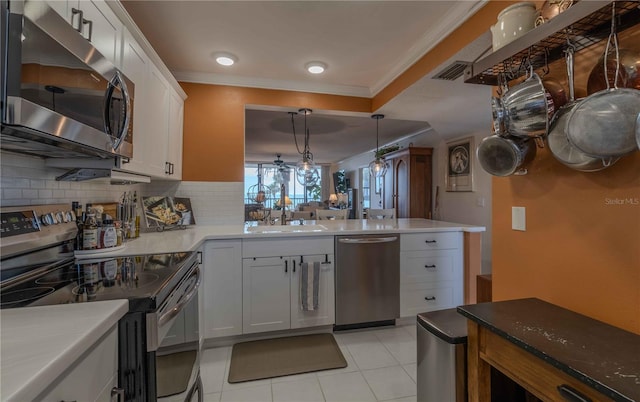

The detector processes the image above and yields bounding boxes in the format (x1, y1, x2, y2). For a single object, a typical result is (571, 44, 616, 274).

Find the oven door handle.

(158, 265, 201, 327)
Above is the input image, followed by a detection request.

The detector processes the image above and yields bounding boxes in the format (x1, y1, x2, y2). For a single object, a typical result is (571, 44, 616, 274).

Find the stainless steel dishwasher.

(335, 234, 400, 328)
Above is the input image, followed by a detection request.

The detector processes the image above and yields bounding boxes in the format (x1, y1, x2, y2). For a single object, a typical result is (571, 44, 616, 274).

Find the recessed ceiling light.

(306, 61, 327, 74)
(214, 52, 237, 66)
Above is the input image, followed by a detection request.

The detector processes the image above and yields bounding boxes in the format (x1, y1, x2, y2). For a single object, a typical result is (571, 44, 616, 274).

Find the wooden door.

(383, 159, 395, 209)
(395, 156, 409, 218)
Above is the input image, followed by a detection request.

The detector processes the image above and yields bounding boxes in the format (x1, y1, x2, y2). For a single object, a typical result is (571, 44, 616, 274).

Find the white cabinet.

(203, 240, 243, 338)
(167, 91, 184, 179)
(117, 29, 184, 180)
(242, 237, 335, 335)
(44, 0, 121, 65)
(400, 232, 463, 317)
(118, 28, 149, 175)
(142, 62, 171, 176)
(36, 325, 120, 401)
(243, 256, 292, 333)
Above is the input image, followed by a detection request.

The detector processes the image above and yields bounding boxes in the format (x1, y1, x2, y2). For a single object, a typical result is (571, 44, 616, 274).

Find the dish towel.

(301, 261, 320, 311)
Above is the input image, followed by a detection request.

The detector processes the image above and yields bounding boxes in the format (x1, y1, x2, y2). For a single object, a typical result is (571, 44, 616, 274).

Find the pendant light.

(291, 108, 319, 186)
(369, 114, 388, 178)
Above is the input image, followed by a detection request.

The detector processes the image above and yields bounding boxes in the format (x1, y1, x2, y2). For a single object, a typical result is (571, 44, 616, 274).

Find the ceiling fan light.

(214, 52, 237, 66)
(306, 62, 327, 74)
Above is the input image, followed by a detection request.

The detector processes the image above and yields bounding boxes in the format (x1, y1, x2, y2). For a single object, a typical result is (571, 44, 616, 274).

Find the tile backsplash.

(1, 152, 243, 225)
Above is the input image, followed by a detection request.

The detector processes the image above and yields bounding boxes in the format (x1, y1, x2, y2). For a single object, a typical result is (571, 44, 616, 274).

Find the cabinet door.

(242, 256, 291, 334)
(383, 160, 395, 209)
(78, 0, 121, 65)
(290, 254, 335, 329)
(167, 91, 184, 180)
(44, 0, 72, 22)
(119, 29, 149, 175)
(142, 63, 170, 177)
(203, 240, 242, 339)
(394, 156, 409, 218)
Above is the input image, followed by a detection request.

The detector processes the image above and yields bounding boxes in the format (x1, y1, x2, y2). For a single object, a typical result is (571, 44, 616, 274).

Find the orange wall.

(180, 83, 370, 182)
(492, 149, 640, 334)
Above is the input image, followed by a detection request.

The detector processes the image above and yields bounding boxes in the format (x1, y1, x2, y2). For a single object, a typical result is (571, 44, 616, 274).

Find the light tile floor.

(200, 323, 418, 402)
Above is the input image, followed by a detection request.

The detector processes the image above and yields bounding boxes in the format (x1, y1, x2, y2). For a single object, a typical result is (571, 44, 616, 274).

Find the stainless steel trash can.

(417, 308, 468, 402)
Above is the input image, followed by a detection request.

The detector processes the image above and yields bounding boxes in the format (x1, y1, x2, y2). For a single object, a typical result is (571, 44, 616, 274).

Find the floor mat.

(228, 333, 347, 383)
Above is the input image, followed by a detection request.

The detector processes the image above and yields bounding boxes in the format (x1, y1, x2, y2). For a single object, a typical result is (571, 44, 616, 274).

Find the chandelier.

(291, 108, 319, 186)
(369, 114, 388, 178)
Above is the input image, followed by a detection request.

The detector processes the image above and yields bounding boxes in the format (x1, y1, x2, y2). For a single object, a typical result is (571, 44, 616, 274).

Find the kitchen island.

(458, 298, 640, 402)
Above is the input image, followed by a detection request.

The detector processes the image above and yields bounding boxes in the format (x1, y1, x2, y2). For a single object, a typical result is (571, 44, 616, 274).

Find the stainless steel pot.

(477, 135, 537, 176)
(565, 9, 640, 158)
(548, 47, 619, 171)
(491, 96, 506, 135)
(503, 70, 554, 139)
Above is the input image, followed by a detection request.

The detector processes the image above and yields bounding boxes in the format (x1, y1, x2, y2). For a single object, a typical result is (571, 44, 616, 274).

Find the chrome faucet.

(280, 183, 287, 225)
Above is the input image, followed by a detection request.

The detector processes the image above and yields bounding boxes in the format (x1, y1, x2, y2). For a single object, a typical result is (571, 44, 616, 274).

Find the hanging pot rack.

(464, 0, 640, 85)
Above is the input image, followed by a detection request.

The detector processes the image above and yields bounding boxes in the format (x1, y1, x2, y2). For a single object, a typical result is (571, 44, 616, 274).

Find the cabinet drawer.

(243, 237, 333, 258)
(400, 250, 461, 284)
(482, 329, 615, 402)
(400, 282, 459, 317)
(401, 232, 462, 251)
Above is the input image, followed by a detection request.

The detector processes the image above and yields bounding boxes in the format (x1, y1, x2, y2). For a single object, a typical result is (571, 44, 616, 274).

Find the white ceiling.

(121, 1, 494, 164)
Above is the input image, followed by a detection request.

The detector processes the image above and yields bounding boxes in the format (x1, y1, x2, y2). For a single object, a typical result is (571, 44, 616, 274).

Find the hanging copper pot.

(586, 49, 640, 94)
(535, 0, 576, 26)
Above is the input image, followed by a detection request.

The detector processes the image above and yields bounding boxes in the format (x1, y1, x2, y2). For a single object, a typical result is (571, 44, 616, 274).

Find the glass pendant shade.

(369, 157, 387, 178)
(296, 158, 319, 186)
(369, 114, 387, 178)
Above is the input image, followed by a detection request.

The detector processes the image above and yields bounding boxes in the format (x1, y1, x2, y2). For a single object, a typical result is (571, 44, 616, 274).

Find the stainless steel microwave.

(0, 0, 134, 159)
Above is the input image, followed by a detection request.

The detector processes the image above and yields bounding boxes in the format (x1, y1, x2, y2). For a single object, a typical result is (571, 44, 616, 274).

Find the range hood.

(56, 168, 151, 185)
(45, 158, 151, 185)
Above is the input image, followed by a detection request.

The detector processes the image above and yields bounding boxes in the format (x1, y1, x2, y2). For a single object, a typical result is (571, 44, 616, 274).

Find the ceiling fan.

(272, 154, 292, 171)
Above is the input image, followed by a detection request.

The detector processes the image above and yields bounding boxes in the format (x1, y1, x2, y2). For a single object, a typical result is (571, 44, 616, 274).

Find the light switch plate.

(512, 207, 526, 231)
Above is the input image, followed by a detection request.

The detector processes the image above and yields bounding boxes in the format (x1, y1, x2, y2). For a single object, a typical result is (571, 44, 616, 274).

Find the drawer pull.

(557, 385, 592, 402)
(425, 240, 437, 244)
(424, 264, 436, 269)
(424, 296, 436, 301)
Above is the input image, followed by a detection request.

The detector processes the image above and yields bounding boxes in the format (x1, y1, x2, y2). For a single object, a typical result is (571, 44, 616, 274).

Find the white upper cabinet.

(42, 0, 185, 180)
(167, 91, 184, 180)
(44, 0, 121, 65)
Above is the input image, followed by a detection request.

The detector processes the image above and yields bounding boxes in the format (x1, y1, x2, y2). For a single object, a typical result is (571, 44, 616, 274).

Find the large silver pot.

(503, 71, 554, 139)
(477, 135, 537, 177)
(548, 47, 619, 172)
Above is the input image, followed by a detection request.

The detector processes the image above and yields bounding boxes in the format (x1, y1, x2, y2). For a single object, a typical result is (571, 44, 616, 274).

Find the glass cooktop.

(0, 252, 195, 312)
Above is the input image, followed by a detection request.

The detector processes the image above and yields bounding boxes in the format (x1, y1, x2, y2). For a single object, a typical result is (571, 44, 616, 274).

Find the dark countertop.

(457, 298, 640, 402)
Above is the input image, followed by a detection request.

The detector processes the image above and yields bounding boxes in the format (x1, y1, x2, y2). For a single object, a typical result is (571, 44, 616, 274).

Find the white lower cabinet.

(37, 325, 119, 401)
(242, 254, 335, 334)
(203, 240, 243, 338)
(241, 236, 335, 335)
(400, 232, 463, 316)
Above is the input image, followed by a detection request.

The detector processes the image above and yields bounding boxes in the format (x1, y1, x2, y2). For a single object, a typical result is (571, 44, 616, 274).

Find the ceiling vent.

(432, 61, 472, 81)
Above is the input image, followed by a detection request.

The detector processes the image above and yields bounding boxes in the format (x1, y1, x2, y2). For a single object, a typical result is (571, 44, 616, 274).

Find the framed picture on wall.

(446, 136, 474, 192)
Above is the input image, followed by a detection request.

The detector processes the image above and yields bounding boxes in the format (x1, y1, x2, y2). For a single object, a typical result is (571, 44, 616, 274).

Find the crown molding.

(369, 0, 488, 96)
(173, 71, 372, 98)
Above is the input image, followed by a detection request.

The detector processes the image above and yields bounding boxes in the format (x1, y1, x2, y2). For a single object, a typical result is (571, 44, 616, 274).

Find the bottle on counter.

(100, 219, 117, 249)
(72, 201, 83, 250)
(82, 213, 99, 250)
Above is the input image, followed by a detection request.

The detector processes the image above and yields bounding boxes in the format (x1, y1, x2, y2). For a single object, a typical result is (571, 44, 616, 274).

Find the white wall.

(336, 129, 493, 273)
(0, 152, 243, 225)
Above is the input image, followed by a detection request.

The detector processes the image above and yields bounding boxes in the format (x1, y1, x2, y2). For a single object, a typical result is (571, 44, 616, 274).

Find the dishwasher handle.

(338, 236, 398, 244)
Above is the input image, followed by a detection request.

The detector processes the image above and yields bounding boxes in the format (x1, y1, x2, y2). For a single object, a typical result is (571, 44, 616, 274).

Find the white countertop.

(1, 300, 129, 401)
(88, 218, 485, 256)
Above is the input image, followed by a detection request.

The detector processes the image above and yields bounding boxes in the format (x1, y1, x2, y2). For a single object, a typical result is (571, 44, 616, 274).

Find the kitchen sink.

(245, 224, 328, 233)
